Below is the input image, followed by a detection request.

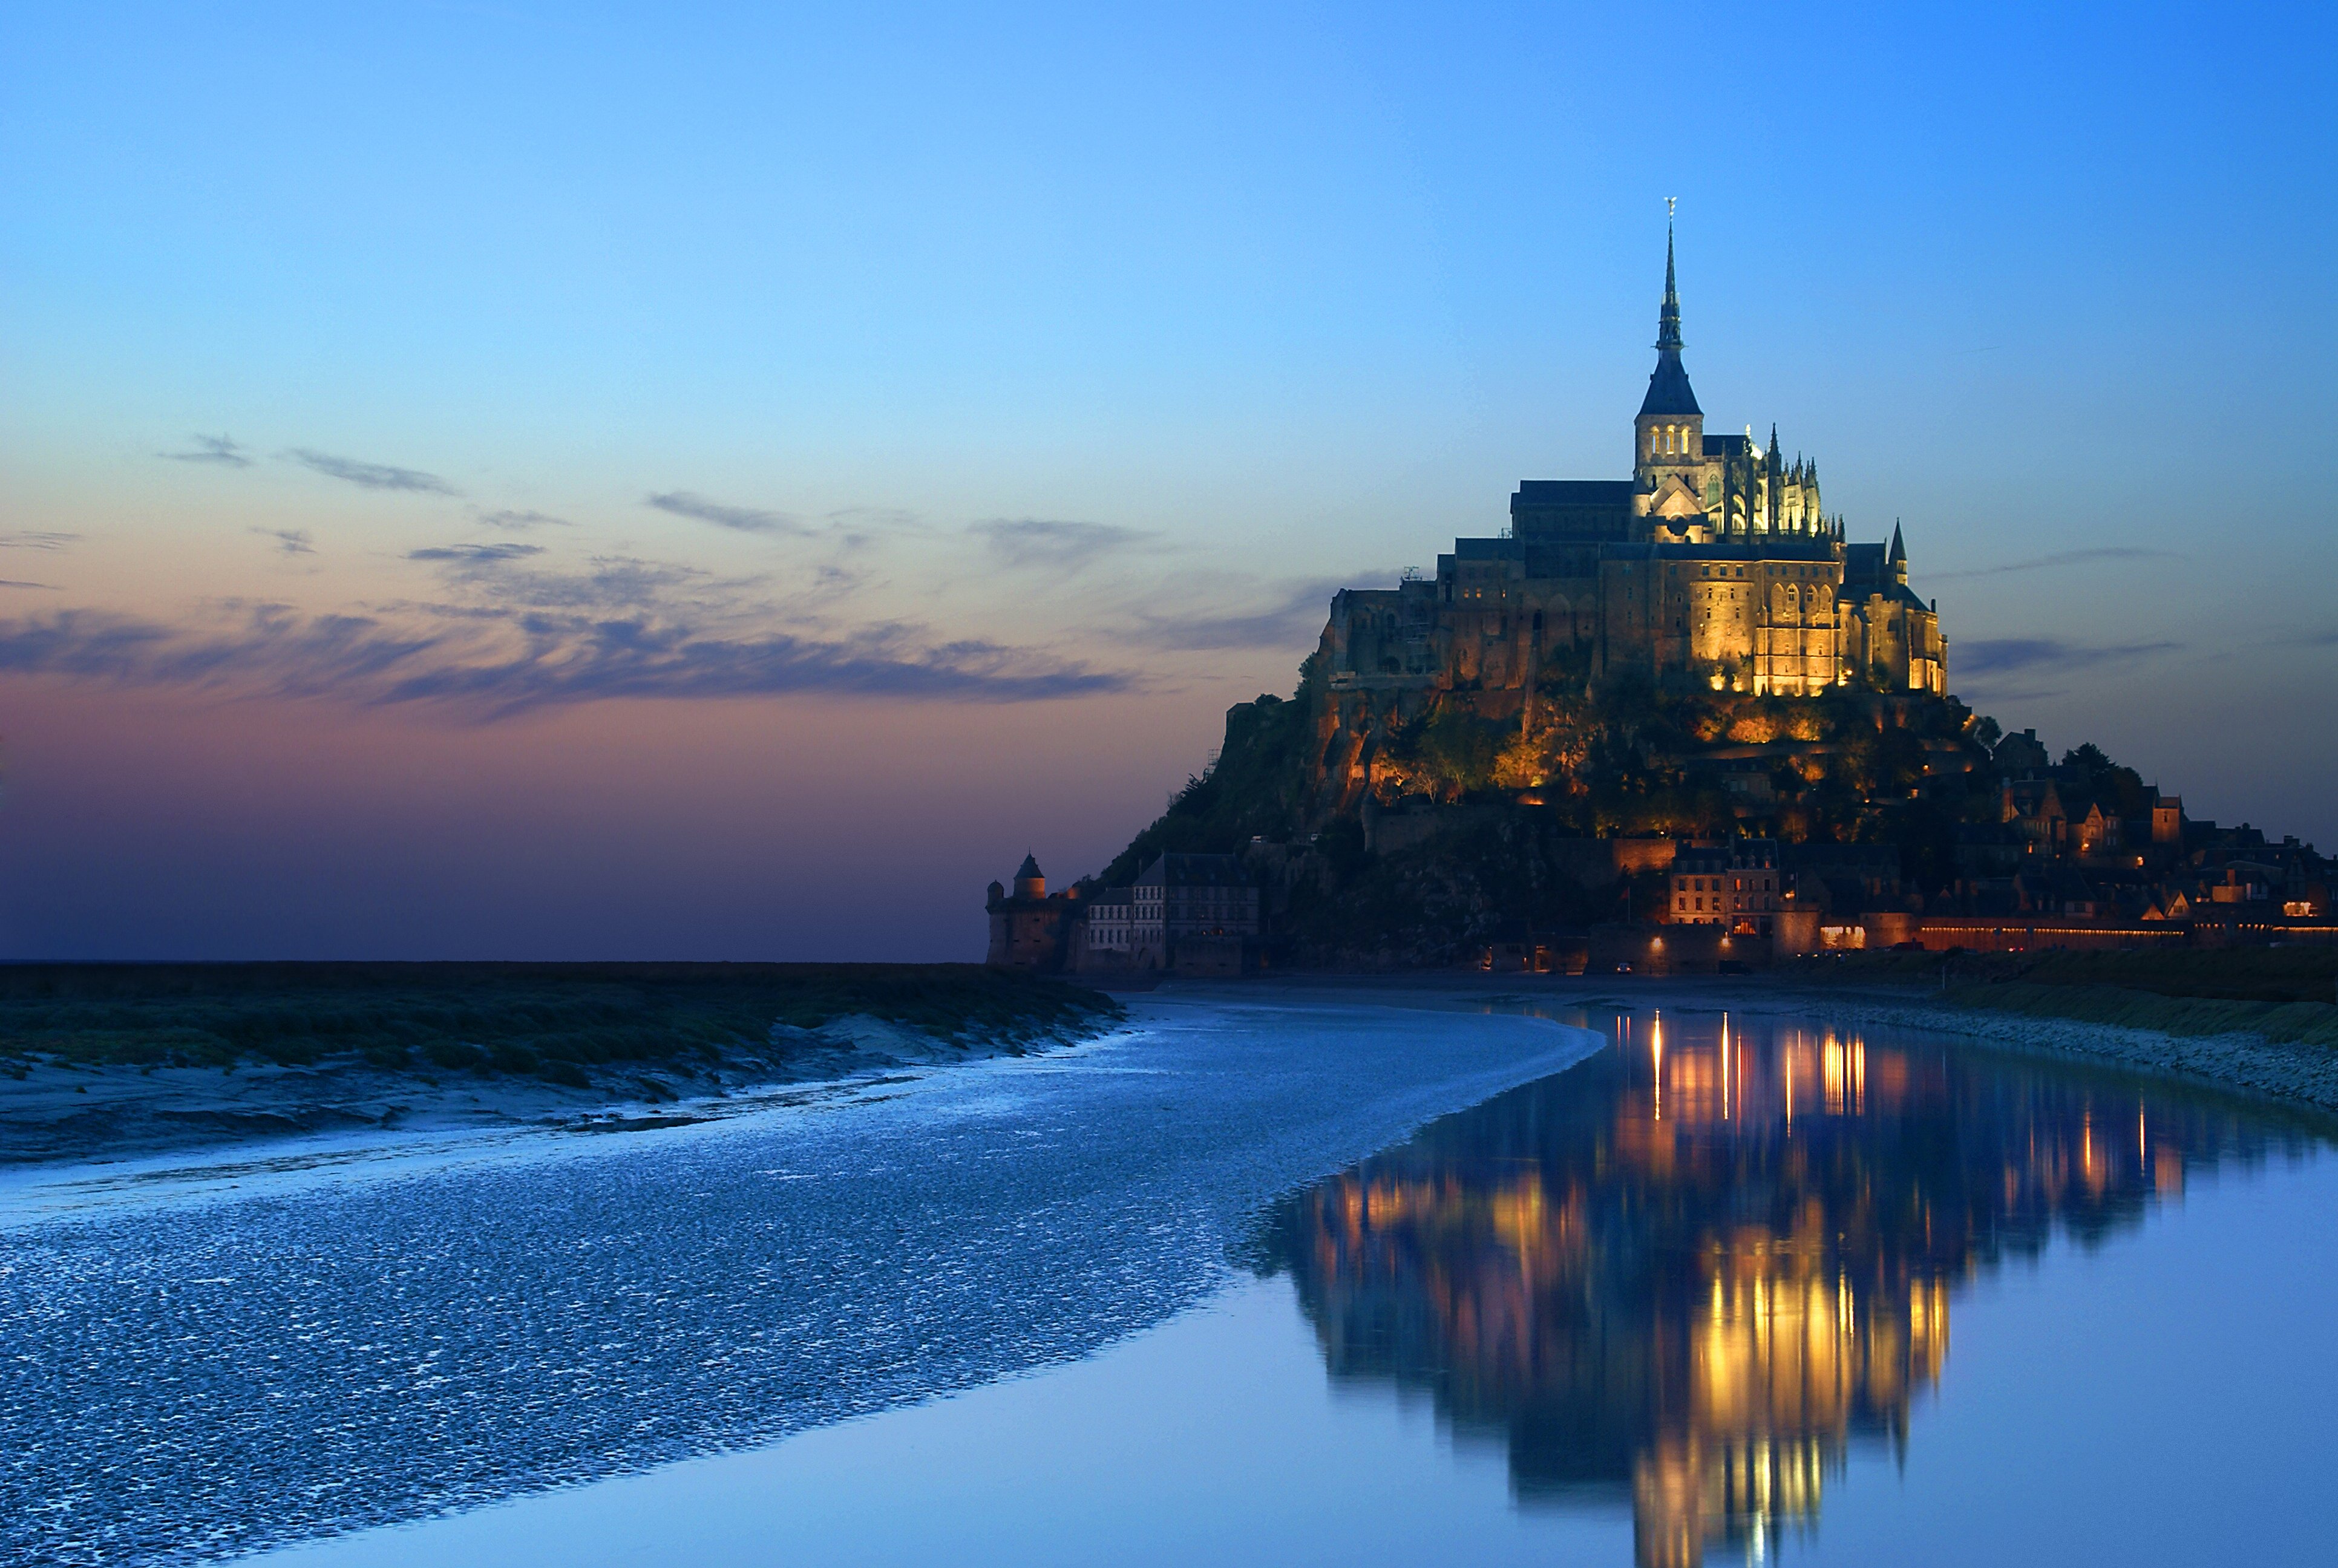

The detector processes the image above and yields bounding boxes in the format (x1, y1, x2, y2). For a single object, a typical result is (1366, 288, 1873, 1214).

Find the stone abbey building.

(1320, 229, 1946, 711)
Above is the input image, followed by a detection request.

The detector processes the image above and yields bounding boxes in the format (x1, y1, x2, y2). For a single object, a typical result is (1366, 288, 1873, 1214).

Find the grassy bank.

(1931, 982, 2338, 1049)
(0, 963, 1125, 1083)
(1786, 947, 2338, 1050)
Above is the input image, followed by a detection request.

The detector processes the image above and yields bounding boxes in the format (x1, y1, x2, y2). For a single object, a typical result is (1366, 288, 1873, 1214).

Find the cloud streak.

(289, 449, 460, 495)
(647, 491, 803, 535)
(972, 518, 1158, 572)
(1931, 547, 2178, 582)
(163, 434, 251, 467)
(252, 528, 315, 555)
(0, 603, 1128, 717)
(1954, 636, 2182, 678)
(407, 542, 545, 563)
(476, 509, 571, 530)
(0, 532, 81, 550)
(1126, 576, 1355, 652)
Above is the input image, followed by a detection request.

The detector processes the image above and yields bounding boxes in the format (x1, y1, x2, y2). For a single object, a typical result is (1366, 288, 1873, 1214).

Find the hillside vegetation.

(1092, 658, 2013, 963)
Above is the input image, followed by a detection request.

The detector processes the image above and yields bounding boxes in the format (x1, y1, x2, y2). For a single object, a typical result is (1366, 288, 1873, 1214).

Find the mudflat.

(0, 962, 1123, 1166)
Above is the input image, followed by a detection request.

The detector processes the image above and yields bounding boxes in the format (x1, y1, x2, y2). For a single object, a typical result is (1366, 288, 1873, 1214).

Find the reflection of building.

(1269, 1011, 2273, 1567)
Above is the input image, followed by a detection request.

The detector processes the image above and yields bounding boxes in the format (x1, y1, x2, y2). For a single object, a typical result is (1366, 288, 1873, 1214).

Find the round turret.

(1013, 853, 1046, 901)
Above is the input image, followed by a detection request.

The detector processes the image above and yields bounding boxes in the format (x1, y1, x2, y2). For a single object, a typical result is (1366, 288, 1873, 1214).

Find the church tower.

(1634, 219, 1706, 520)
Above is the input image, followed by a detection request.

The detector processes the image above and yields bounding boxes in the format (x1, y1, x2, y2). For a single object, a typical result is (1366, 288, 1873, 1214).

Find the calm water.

(8, 993, 2335, 1567)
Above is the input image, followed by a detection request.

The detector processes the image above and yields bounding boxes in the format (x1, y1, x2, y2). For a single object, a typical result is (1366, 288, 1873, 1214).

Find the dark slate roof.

(1654, 540, 1836, 563)
(1512, 480, 1637, 506)
(1637, 350, 1703, 417)
(1838, 543, 1888, 593)
(1086, 886, 1134, 910)
(1015, 853, 1043, 880)
(1702, 433, 1752, 457)
(1449, 535, 1523, 560)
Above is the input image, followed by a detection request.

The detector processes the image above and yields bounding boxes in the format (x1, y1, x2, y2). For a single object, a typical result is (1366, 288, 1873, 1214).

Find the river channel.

(7, 988, 2334, 1567)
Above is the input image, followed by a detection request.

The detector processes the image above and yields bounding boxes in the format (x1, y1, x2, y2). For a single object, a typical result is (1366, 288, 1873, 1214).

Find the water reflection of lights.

(1652, 1012, 1664, 1123)
(1274, 1011, 2276, 1568)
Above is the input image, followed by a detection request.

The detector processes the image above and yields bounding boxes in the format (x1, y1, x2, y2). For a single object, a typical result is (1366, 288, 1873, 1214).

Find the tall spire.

(1637, 204, 1701, 419)
(1889, 521, 1907, 564)
(1657, 211, 1683, 352)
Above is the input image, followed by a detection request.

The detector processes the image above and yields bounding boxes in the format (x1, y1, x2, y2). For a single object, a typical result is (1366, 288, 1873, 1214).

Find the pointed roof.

(1015, 852, 1043, 880)
(1657, 224, 1683, 353)
(1637, 221, 1703, 418)
(1888, 521, 1907, 563)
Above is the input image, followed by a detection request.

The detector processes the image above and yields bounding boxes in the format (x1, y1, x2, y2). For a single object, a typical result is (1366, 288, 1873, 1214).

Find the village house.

(987, 852, 1263, 976)
(1667, 840, 1781, 935)
(1131, 853, 1260, 974)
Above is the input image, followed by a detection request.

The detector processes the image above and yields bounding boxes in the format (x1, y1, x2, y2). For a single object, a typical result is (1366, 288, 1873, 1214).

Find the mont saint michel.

(12, 13, 2338, 1568)
(988, 230, 2328, 984)
(1323, 226, 1944, 714)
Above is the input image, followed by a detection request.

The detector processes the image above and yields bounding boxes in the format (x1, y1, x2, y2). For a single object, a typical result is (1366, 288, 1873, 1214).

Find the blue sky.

(2, 2, 2333, 956)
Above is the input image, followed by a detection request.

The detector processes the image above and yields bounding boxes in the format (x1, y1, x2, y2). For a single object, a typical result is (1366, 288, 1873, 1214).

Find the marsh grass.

(0, 963, 1125, 1079)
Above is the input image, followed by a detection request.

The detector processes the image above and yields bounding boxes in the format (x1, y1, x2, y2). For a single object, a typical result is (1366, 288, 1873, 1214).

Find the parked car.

(1613, 962, 1634, 975)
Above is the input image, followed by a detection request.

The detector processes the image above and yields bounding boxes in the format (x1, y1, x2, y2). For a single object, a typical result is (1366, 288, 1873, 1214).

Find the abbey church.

(1320, 228, 1946, 707)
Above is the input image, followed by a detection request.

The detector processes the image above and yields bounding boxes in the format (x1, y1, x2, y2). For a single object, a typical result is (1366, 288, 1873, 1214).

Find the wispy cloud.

(825, 505, 920, 531)
(1955, 637, 2182, 678)
(1128, 576, 1354, 652)
(0, 604, 1128, 717)
(404, 549, 730, 614)
(646, 491, 803, 535)
(475, 509, 571, 530)
(251, 527, 315, 555)
(0, 580, 53, 590)
(0, 531, 81, 550)
(162, 434, 251, 467)
(407, 542, 545, 564)
(0, 607, 445, 697)
(972, 518, 1158, 572)
(289, 449, 460, 495)
(1931, 547, 2178, 583)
